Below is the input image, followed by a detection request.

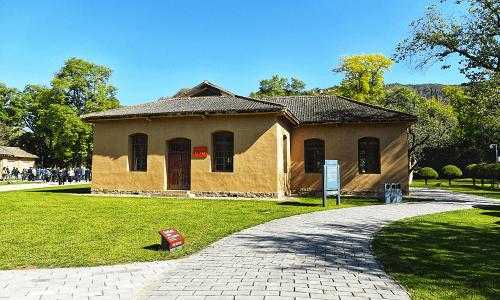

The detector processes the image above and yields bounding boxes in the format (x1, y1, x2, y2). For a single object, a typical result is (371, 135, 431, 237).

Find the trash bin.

(384, 183, 403, 204)
(384, 183, 392, 203)
(395, 183, 402, 203)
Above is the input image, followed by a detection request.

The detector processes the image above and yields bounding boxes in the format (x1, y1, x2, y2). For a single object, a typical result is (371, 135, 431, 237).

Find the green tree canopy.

(442, 164, 463, 185)
(52, 57, 119, 115)
(383, 87, 458, 176)
(394, 0, 499, 81)
(0, 83, 25, 143)
(333, 54, 393, 104)
(250, 75, 306, 98)
(2, 57, 120, 166)
(418, 167, 439, 185)
(443, 79, 499, 153)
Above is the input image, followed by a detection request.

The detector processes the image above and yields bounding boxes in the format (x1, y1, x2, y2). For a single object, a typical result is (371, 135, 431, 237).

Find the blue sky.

(0, 0, 466, 105)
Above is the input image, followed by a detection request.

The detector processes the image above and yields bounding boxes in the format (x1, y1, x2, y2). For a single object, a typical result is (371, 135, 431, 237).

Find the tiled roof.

(81, 95, 286, 121)
(265, 95, 418, 124)
(0, 146, 38, 159)
(82, 81, 417, 124)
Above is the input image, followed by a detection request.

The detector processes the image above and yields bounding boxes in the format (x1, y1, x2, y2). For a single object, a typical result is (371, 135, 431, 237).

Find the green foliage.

(51, 57, 119, 115)
(394, 0, 500, 81)
(418, 167, 439, 179)
(1, 57, 120, 166)
(442, 165, 463, 178)
(333, 54, 393, 104)
(250, 75, 306, 98)
(444, 79, 500, 151)
(383, 87, 458, 172)
(418, 167, 439, 185)
(0, 83, 25, 144)
(465, 163, 478, 178)
(483, 163, 500, 180)
(442, 165, 463, 185)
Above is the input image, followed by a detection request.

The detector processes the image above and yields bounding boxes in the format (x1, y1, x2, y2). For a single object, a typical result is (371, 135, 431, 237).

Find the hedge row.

(417, 163, 500, 186)
(465, 163, 500, 186)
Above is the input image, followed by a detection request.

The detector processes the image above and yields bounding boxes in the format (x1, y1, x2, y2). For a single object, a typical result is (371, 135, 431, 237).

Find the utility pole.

(490, 144, 498, 163)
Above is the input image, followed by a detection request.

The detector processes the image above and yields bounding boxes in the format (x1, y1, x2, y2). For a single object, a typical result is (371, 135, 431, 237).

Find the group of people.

(1, 166, 91, 185)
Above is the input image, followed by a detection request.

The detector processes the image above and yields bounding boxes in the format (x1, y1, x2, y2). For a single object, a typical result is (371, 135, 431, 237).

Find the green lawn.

(0, 184, 387, 270)
(373, 206, 500, 300)
(411, 178, 500, 200)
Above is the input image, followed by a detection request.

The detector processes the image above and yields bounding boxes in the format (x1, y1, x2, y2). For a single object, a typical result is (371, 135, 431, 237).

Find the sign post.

(323, 160, 340, 207)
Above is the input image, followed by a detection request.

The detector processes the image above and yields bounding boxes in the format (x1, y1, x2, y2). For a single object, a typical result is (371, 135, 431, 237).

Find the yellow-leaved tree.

(333, 54, 393, 104)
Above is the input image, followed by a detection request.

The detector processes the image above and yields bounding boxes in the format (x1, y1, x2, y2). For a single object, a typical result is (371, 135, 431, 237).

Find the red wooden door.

(167, 139, 191, 190)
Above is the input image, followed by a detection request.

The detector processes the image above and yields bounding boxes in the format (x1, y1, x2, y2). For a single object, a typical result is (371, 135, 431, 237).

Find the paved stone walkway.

(0, 181, 88, 192)
(0, 188, 495, 300)
(0, 261, 175, 300)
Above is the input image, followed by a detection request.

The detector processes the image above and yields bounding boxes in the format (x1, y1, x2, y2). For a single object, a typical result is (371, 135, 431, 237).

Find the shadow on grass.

(30, 187, 91, 194)
(277, 201, 322, 207)
(372, 206, 500, 299)
(143, 244, 161, 251)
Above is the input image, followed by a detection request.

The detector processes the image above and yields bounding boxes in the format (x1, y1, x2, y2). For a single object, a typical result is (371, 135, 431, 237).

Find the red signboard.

(159, 228, 185, 252)
(192, 146, 208, 158)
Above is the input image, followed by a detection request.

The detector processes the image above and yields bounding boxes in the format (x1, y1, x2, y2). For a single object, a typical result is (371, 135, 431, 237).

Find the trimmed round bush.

(484, 163, 500, 188)
(418, 167, 438, 185)
(476, 163, 489, 186)
(442, 165, 463, 185)
(465, 164, 478, 185)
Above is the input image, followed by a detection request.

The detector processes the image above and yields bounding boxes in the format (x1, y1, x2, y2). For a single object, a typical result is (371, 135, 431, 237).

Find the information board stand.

(323, 160, 340, 207)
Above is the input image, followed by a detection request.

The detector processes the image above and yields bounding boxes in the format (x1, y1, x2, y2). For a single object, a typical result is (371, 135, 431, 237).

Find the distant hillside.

(386, 83, 460, 102)
(310, 83, 461, 102)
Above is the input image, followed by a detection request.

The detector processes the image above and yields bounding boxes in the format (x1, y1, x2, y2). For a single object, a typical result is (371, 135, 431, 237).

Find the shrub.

(442, 165, 463, 185)
(476, 163, 489, 186)
(484, 163, 500, 188)
(465, 164, 478, 185)
(418, 167, 438, 185)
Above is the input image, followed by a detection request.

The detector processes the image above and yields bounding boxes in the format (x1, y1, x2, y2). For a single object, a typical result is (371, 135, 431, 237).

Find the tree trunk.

(425, 178, 428, 185)
(449, 178, 452, 185)
(408, 156, 417, 185)
(472, 178, 475, 186)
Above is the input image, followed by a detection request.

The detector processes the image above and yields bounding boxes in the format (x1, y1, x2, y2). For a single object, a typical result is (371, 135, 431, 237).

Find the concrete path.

(0, 189, 495, 300)
(0, 181, 89, 192)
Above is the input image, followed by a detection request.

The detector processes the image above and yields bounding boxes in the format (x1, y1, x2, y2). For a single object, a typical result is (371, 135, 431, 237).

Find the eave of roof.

(0, 146, 38, 159)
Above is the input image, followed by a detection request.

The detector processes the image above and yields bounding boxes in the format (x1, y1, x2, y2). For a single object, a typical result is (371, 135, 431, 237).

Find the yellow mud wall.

(276, 118, 292, 196)
(290, 123, 410, 194)
(91, 114, 281, 194)
(0, 158, 35, 171)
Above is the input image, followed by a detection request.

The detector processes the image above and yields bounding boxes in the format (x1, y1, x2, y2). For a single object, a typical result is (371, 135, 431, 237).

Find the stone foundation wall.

(292, 188, 381, 198)
(193, 191, 279, 198)
(91, 188, 280, 199)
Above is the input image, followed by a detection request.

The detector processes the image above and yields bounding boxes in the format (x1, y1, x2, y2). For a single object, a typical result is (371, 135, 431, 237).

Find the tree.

(465, 163, 478, 186)
(51, 57, 119, 115)
(383, 87, 457, 180)
(173, 88, 191, 97)
(442, 165, 463, 185)
(0, 83, 26, 144)
(333, 54, 393, 104)
(418, 167, 439, 185)
(250, 75, 306, 98)
(394, 0, 499, 81)
(11, 58, 120, 167)
(443, 80, 499, 159)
